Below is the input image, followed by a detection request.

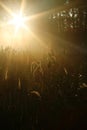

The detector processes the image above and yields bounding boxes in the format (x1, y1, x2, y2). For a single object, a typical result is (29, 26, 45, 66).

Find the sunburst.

(0, 0, 49, 50)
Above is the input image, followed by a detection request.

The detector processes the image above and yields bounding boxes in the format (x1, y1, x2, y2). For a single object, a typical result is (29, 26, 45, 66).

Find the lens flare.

(0, 0, 49, 51)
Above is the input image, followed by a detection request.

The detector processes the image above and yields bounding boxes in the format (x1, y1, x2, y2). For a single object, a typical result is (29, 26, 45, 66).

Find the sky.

(26, 0, 66, 14)
(0, 0, 66, 14)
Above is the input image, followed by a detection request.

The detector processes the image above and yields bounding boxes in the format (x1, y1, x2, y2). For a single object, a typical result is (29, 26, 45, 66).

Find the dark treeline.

(49, 6, 87, 33)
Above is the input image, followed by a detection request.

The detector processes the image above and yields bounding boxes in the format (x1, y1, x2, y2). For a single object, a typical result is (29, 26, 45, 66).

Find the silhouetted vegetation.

(0, 45, 87, 130)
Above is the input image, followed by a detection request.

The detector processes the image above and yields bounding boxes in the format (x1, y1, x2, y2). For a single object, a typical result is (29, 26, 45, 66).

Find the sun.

(8, 12, 28, 33)
(11, 14, 24, 29)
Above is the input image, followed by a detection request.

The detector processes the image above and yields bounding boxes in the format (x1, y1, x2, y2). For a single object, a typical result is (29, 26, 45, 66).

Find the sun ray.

(20, 0, 26, 15)
(27, 28, 49, 51)
(0, 1, 14, 17)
